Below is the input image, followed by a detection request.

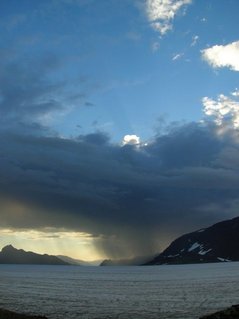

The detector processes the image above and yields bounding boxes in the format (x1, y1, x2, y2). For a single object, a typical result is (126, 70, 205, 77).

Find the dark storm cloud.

(147, 122, 223, 168)
(1, 115, 239, 257)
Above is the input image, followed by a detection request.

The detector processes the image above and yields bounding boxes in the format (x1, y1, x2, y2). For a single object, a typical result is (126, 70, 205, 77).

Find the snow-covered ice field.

(0, 262, 239, 319)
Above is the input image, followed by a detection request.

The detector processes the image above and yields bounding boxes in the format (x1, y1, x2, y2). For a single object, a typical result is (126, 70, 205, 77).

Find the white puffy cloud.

(202, 92, 239, 128)
(122, 134, 141, 145)
(202, 41, 239, 71)
(145, 0, 192, 35)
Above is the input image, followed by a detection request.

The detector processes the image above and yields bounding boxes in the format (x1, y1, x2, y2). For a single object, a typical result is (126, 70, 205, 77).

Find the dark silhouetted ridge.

(145, 216, 239, 265)
(0, 245, 69, 265)
(100, 254, 156, 266)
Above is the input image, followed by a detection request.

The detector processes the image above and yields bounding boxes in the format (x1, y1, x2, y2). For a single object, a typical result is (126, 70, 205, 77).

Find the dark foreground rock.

(200, 305, 239, 318)
(0, 309, 47, 319)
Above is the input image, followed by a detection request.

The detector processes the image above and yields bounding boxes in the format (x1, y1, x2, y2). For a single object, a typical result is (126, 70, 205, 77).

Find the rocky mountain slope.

(145, 216, 239, 265)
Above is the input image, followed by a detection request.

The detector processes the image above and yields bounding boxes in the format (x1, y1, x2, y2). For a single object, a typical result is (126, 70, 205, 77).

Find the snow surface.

(0, 263, 239, 319)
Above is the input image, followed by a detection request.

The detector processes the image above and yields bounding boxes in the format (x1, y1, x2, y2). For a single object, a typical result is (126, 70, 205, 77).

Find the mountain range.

(0, 245, 101, 266)
(145, 216, 239, 265)
(1, 216, 239, 266)
(0, 245, 69, 265)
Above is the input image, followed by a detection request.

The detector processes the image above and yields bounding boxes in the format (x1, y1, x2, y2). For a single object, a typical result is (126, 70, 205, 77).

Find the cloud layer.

(1, 114, 239, 258)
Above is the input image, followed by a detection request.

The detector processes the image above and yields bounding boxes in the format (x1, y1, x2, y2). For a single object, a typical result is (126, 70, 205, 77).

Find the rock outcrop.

(0, 309, 47, 319)
(200, 304, 239, 318)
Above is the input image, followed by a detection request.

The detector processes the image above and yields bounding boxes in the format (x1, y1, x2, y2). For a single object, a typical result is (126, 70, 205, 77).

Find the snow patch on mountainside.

(217, 257, 231, 262)
(188, 242, 201, 252)
(187, 242, 212, 256)
(198, 248, 212, 255)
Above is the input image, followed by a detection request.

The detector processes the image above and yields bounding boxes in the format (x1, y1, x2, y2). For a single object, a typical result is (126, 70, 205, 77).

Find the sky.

(0, 0, 239, 260)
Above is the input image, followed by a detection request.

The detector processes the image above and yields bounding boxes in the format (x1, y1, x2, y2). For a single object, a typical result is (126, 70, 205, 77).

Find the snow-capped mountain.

(145, 216, 239, 265)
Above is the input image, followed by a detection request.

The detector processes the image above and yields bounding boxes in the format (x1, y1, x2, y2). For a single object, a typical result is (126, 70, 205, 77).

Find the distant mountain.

(57, 255, 83, 265)
(145, 216, 239, 265)
(0, 245, 69, 265)
(57, 255, 102, 266)
(100, 254, 156, 266)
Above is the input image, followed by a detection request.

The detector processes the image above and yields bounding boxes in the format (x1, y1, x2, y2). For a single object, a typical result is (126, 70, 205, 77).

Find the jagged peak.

(1, 244, 17, 252)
